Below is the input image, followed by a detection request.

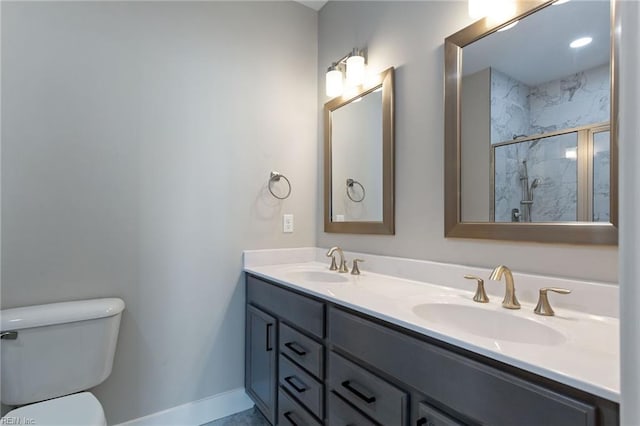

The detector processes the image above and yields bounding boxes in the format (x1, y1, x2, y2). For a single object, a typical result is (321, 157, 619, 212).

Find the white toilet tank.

(0, 298, 125, 406)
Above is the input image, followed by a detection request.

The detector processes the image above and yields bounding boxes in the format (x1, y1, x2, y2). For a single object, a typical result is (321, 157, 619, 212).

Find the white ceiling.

(295, 0, 328, 11)
(463, 1, 610, 85)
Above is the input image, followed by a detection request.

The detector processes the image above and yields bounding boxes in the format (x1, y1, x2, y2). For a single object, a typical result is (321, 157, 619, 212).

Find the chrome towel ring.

(346, 178, 365, 203)
(268, 171, 292, 200)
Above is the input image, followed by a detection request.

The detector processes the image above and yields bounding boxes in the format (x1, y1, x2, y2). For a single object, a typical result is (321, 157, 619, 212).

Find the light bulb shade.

(346, 55, 365, 87)
(468, 0, 485, 19)
(326, 68, 343, 98)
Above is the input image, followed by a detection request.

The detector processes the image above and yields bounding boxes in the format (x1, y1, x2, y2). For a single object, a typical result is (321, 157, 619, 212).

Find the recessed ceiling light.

(553, 0, 570, 5)
(570, 37, 593, 48)
(497, 21, 519, 32)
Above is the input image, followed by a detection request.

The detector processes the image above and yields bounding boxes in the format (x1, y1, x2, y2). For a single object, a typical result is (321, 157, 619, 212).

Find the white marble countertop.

(244, 259, 620, 402)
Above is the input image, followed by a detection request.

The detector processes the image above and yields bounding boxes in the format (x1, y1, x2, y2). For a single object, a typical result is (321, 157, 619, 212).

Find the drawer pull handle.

(284, 341, 307, 356)
(341, 380, 376, 404)
(266, 323, 273, 352)
(0, 331, 18, 340)
(284, 376, 308, 393)
(283, 411, 299, 426)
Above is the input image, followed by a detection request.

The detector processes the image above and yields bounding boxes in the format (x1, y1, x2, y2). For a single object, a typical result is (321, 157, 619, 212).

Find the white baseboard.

(114, 388, 254, 426)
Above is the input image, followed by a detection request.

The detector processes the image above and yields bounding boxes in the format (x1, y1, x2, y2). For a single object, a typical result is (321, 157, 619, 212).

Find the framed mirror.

(324, 67, 395, 234)
(444, 0, 618, 245)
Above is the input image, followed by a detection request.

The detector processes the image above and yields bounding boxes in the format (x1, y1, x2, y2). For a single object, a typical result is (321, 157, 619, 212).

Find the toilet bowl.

(3, 393, 106, 426)
(1, 298, 124, 425)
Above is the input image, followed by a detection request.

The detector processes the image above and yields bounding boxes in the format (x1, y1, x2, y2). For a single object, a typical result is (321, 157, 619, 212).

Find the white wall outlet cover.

(283, 214, 294, 233)
(335, 214, 345, 222)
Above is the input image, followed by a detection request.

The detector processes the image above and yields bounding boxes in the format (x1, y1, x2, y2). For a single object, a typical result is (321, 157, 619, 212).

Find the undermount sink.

(412, 303, 566, 346)
(286, 270, 349, 283)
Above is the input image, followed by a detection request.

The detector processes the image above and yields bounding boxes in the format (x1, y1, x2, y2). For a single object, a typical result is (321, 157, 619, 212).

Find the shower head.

(529, 178, 541, 197)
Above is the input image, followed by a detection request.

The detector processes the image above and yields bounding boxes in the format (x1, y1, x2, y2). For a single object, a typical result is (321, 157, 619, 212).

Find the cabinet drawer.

(329, 351, 408, 426)
(247, 275, 324, 338)
(417, 402, 464, 426)
(280, 355, 324, 419)
(280, 323, 324, 379)
(328, 391, 377, 426)
(329, 307, 597, 426)
(278, 387, 322, 426)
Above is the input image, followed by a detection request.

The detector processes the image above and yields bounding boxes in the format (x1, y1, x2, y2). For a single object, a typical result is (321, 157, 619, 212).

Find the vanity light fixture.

(468, 0, 484, 20)
(324, 48, 367, 98)
(570, 36, 593, 48)
(346, 49, 366, 87)
(326, 63, 343, 98)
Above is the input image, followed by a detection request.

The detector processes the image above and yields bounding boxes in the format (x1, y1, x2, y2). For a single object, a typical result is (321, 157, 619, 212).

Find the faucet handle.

(338, 258, 349, 273)
(534, 287, 571, 316)
(464, 275, 489, 303)
(328, 255, 338, 271)
(351, 259, 365, 275)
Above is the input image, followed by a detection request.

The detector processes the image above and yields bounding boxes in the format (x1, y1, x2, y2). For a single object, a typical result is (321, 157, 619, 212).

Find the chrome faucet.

(326, 247, 349, 273)
(489, 265, 521, 309)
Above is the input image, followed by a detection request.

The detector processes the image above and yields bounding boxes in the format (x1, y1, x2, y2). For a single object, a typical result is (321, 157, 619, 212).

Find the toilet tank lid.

(1, 298, 125, 331)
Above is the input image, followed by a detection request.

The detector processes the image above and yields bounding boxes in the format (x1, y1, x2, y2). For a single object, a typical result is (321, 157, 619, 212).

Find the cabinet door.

(246, 304, 277, 425)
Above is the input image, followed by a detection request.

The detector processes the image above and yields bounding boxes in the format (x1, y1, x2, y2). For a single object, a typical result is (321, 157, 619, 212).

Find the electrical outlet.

(283, 214, 294, 233)
(335, 214, 345, 222)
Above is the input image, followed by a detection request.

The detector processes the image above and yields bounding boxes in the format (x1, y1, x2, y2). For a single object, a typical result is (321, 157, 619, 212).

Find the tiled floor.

(201, 407, 270, 426)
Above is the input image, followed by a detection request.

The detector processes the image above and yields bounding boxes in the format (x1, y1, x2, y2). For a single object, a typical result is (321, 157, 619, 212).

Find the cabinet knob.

(464, 275, 489, 303)
(534, 287, 571, 316)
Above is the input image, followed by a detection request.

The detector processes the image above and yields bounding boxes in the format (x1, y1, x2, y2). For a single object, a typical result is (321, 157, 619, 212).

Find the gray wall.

(461, 68, 491, 222)
(1, 2, 317, 423)
(317, 1, 617, 283)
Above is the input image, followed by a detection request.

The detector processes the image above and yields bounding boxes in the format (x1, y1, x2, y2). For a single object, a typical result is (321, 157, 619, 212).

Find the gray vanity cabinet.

(245, 274, 619, 426)
(328, 307, 618, 426)
(247, 275, 327, 425)
(245, 304, 278, 425)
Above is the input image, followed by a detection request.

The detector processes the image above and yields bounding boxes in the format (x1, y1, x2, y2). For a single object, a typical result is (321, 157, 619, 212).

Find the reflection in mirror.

(444, 0, 618, 244)
(331, 91, 383, 222)
(324, 67, 394, 234)
(460, 0, 611, 224)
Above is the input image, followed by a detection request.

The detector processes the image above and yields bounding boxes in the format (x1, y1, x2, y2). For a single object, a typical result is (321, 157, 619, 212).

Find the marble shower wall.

(593, 130, 611, 222)
(490, 69, 530, 144)
(494, 134, 578, 222)
(491, 64, 610, 222)
(529, 64, 610, 135)
(490, 63, 610, 142)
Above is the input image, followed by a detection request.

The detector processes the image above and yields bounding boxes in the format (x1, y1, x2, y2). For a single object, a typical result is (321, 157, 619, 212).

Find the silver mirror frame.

(324, 67, 395, 234)
(444, 0, 618, 245)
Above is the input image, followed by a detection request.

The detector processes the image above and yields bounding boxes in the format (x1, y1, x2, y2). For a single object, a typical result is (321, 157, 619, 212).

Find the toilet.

(0, 298, 125, 425)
